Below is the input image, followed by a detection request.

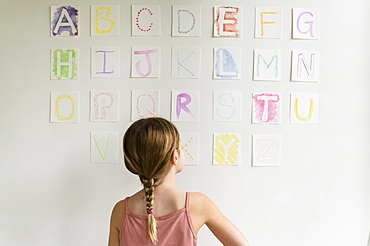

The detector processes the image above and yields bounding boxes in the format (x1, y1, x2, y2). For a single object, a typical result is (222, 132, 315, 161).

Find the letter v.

(93, 134, 112, 160)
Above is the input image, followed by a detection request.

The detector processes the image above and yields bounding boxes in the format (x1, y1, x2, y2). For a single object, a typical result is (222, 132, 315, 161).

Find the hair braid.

(123, 117, 181, 244)
(141, 177, 157, 244)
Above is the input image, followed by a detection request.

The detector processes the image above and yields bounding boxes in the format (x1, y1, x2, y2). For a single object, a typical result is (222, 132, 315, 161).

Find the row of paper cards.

(50, 91, 318, 124)
(51, 5, 319, 39)
(91, 131, 281, 167)
(51, 48, 320, 81)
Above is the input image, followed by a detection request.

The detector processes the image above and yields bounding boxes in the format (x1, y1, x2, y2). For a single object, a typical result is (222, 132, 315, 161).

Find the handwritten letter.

(213, 48, 241, 79)
(91, 5, 120, 36)
(255, 7, 282, 39)
(291, 50, 320, 82)
(291, 93, 319, 124)
(171, 90, 199, 122)
(131, 90, 159, 121)
(252, 93, 281, 124)
(172, 47, 200, 79)
(132, 5, 161, 36)
(214, 91, 242, 122)
(131, 47, 160, 78)
(213, 133, 241, 166)
(252, 134, 281, 167)
(214, 6, 242, 37)
(91, 47, 120, 78)
(51, 5, 79, 36)
(253, 49, 281, 81)
(91, 131, 118, 163)
(51, 49, 79, 80)
(90, 90, 119, 122)
(180, 133, 200, 166)
(50, 91, 79, 123)
(292, 8, 320, 39)
(172, 5, 201, 37)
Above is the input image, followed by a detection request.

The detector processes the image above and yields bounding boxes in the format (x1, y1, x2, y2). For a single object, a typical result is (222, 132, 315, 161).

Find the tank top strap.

(185, 192, 190, 208)
(184, 192, 197, 239)
(124, 197, 129, 213)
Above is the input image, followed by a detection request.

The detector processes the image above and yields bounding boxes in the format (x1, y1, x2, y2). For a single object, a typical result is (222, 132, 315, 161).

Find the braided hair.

(123, 117, 180, 244)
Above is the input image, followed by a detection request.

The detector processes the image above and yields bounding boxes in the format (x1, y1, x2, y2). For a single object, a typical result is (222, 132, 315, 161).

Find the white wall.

(1, 0, 369, 245)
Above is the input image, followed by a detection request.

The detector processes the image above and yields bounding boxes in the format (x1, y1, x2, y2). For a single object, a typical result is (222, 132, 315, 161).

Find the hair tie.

(147, 210, 153, 214)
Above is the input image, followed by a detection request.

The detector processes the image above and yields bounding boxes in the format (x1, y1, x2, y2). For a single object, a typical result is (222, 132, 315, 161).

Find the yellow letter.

(55, 95, 75, 121)
(260, 11, 277, 37)
(94, 6, 115, 34)
(294, 98, 314, 121)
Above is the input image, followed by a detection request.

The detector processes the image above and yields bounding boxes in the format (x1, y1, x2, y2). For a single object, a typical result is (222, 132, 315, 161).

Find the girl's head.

(122, 117, 181, 244)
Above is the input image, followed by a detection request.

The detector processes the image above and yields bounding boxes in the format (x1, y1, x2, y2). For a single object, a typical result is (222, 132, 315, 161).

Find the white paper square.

(90, 90, 119, 122)
(213, 91, 242, 121)
(91, 131, 118, 163)
(91, 5, 120, 36)
(291, 50, 320, 82)
(50, 91, 79, 123)
(132, 5, 161, 36)
(131, 46, 160, 78)
(51, 49, 79, 80)
(91, 47, 120, 78)
(213, 47, 242, 79)
(51, 5, 79, 37)
(252, 134, 281, 167)
(292, 8, 320, 40)
(214, 6, 242, 37)
(131, 90, 160, 121)
(171, 91, 199, 122)
(213, 133, 241, 166)
(253, 49, 281, 81)
(180, 133, 199, 165)
(255, 7, 282, 39)
(252, 93, 281, 124)
(172, 47, 200, 79)
(172, 5, 201, 37)
(291, 93, 319, 124)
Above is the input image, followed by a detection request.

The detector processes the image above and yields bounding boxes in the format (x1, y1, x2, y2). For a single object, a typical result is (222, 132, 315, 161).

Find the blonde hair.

(123, 117, 180, 244)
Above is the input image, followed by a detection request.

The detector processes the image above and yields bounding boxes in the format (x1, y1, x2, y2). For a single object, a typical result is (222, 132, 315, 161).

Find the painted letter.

(215, 48, 238, 78)
(134, 49, 157, 77)
(57, 50, 72, 78)
(297, 12, 314, 37)
(52, 7, 78, 36)
(94, 6, 115, 34)
(176, 93, 195, 119)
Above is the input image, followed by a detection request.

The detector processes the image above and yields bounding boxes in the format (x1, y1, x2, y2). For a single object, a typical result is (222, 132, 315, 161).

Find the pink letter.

(134, 49, 157, 77)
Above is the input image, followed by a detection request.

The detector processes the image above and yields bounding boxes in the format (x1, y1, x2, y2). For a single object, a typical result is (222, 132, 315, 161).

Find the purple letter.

(176, 93, 195, 119)
(96, 50, 114, 74)
(297, 12, 314, 37)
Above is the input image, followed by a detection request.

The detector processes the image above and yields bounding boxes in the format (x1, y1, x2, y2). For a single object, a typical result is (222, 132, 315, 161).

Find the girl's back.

(119, 190, 197, 245)
(108, 118, 249, 246)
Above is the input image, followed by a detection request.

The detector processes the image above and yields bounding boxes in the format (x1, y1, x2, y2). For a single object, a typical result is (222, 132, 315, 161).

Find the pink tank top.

(120, 192, 197, 246)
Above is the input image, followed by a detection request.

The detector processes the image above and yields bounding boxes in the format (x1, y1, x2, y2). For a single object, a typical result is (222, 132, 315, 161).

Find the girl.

(108, 117, 249, 246)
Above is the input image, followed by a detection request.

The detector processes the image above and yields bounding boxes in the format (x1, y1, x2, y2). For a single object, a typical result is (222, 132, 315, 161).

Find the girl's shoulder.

(188, 192, 217, 217)
(110, 199, 126, 229)
(189, 192, 215, 206)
